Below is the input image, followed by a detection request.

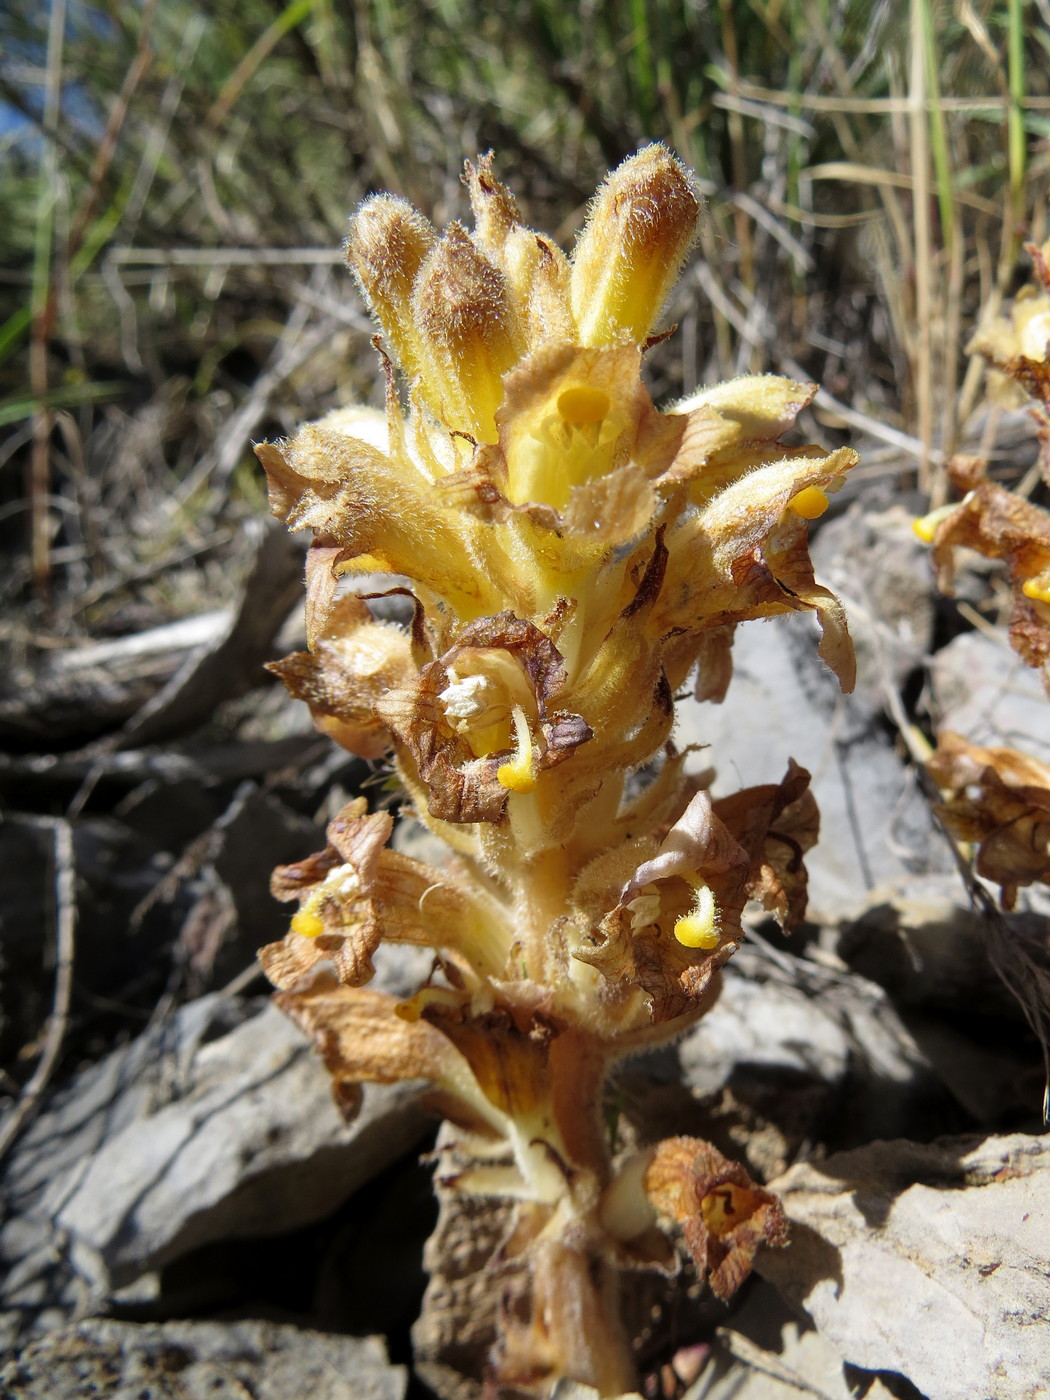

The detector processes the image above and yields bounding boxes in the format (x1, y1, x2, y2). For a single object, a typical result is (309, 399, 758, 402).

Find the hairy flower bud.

(464, 153, 523, 260)
(413, 223, 523, 442)
(346, 194, 436, 382)
(570, 143, 701, 347)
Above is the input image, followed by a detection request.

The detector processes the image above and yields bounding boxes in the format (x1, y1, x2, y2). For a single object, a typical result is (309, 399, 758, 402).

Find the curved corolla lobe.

(276, 982, 502, 1132)
(927, 731, 1050, 907)
(377, 612, 594, 825)
(434, 342, 685, 556)
(269, 595, 417, 760)
(575, 767, 818, 1021)
(657, 447, 858, 693)
(574, 791, 750, 1022)
(661, 376, 817, 504)
(713, 760, 818, 932)
(256, 424, 501, 618)
(676, 374, 817, 446)
(691, 623, 737, 703)
(928, 476, 1050, 688)
(378, 666, 509, 824)
(494, 342, 686, 502)
(264, 797, 500, 987)
(264, 799, 393, 988)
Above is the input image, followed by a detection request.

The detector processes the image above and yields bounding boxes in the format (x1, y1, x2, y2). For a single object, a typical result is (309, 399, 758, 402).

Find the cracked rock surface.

(756, 1133, 1050, 1400)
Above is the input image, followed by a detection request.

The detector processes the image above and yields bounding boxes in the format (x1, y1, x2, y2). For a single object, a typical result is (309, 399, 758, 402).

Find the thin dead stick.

(108, 247, 346, 267)
(910, 0, 933, 491)
(0, 818, 77, 1163)
(64, 0, 157, 266)
(175, 302, 336, 498)
(725, 78, 1050, 114)
(780, 356, 946, 465)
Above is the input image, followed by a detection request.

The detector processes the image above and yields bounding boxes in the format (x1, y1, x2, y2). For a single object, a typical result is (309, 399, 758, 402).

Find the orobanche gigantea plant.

(257, 147, 858, 1395)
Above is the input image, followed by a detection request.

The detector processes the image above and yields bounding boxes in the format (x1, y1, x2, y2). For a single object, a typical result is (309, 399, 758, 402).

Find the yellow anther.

(673, 884, 719, 949)
(557, 385, 610, 426)
(497, 705, 538, 794)
(913, 504, 956, 543)
(788, 486, 829, 520)
(291, 908, 325, 939)
(1022, 577, 1050, 605)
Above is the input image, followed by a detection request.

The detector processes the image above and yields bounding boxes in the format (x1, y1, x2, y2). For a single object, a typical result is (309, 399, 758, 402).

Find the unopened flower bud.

(570, 144, 701, 347)
(465, 154, 523, 260)
(413, 223, 523, 442)
(466, 155, 575, 348)
(346, 194, 436, 382)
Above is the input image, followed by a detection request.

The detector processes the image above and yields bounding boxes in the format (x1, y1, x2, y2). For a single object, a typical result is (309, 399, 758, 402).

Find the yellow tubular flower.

(412, 223, 524, 442)
(570, 144, 702, 346)
(346, 195, 436, 384)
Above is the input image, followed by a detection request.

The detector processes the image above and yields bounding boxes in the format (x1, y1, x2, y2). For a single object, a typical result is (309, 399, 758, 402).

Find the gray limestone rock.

(0, 1318, 406, 1400)
(0, 993, 428, 1346)
(929, 630, 1050, 761)
(674, 943, 950, 1149)
(675, 613, 949, 924)
(757, 1133, 1050, 1400)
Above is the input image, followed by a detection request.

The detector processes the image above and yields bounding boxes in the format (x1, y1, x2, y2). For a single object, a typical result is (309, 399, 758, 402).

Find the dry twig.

(0, 817, 77, 1163)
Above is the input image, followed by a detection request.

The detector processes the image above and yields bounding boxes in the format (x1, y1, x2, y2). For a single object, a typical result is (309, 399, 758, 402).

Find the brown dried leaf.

(644, 1136, 788, 1301)
(927, 731, 1050, 908)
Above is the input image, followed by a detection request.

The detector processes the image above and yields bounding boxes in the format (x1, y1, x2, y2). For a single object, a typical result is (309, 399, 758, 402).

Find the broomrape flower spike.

(257, 145, 858, 1396)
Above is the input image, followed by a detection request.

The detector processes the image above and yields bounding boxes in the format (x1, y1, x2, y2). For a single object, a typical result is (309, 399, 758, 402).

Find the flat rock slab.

(676, 945, 947, 1149)
(0, 994, 429, 1344)
(0, 1318, 406, 1400)
(676, 613, 949, 923)
(757, 1133, 1050, 1400)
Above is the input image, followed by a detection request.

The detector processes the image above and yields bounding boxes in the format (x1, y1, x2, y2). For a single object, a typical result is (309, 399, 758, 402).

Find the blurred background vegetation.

(2, 0, 1050, 640)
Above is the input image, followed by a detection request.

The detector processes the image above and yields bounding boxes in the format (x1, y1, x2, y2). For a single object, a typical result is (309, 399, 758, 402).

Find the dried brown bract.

(927, 731, 1050, 909)
(644, 1136, 789, 1301)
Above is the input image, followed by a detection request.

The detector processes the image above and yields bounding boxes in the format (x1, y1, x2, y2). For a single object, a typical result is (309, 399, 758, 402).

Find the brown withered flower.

(927, 732, 1050, 910)
(915, 237, 1050, 695)
(915, 456, 1050, 694)
(256, 146, 857, 1395)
